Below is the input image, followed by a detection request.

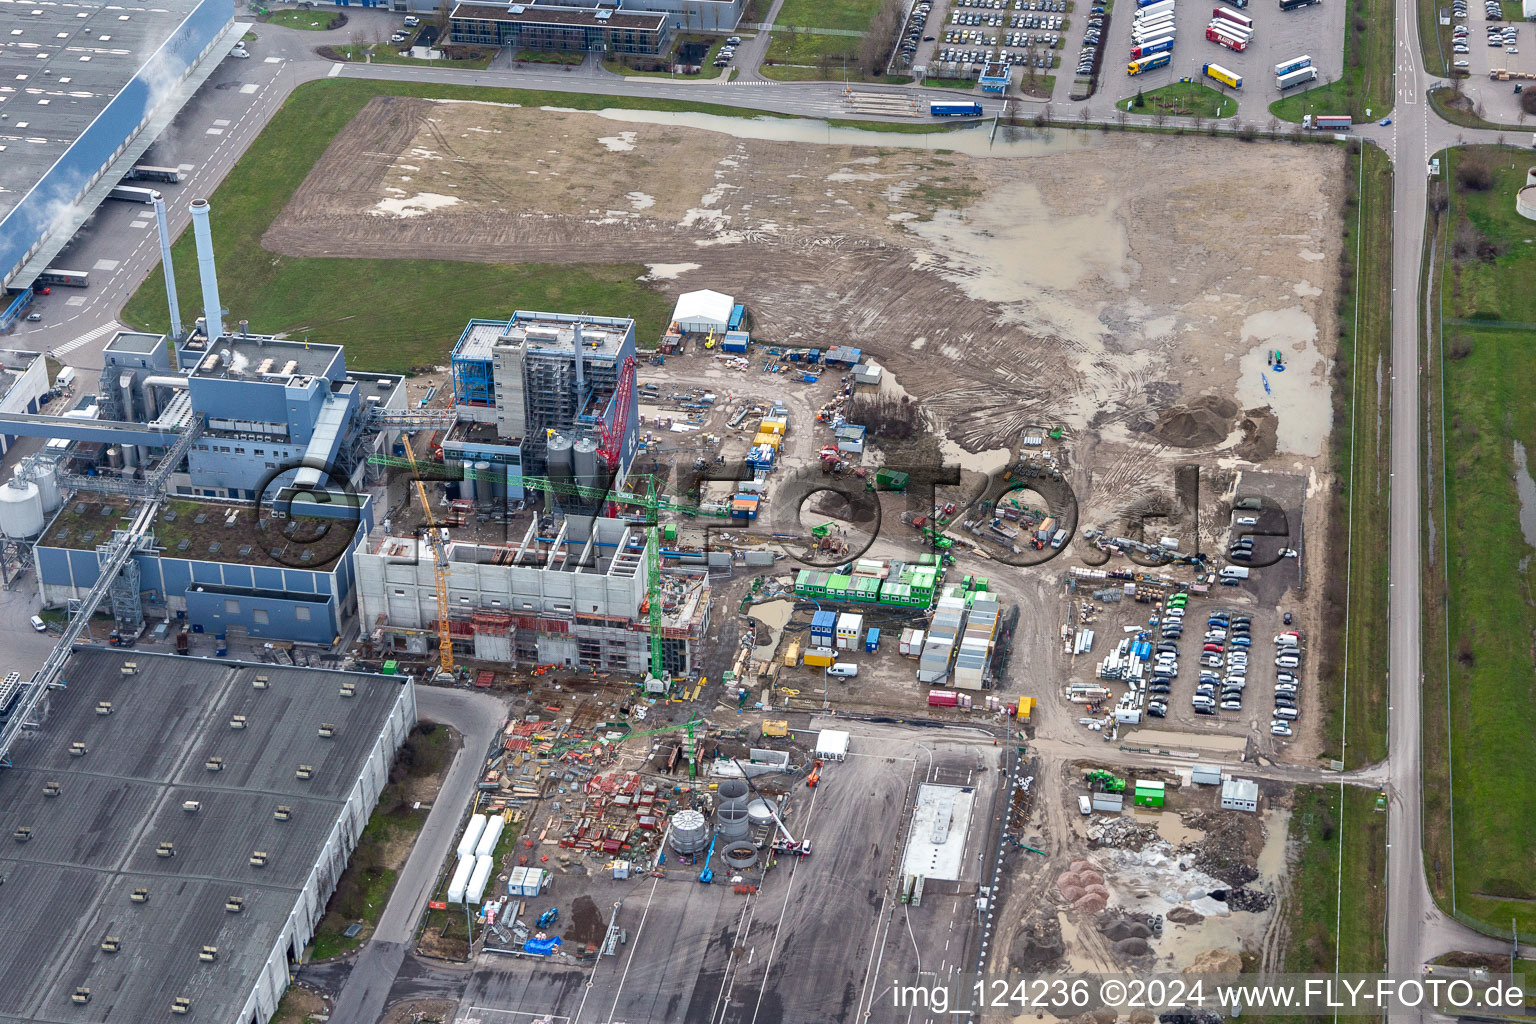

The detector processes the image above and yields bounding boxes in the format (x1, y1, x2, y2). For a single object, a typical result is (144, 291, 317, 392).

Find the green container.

(663, 524, 678, 541)
(382, 660, 399, 675)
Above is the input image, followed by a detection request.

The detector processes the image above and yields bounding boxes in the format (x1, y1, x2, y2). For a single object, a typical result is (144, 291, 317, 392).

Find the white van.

(30, 615, 47, 632)
(1078, 795, 1092, 815)
(1274, 706, 1300, 720)
(827, 662, 858, 678)
(1219, 565, 1250, 580)
(1050, 528, 1068, 549)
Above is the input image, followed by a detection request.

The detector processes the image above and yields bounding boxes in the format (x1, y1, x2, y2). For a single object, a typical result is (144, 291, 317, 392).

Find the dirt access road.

(267, 100, 1345, 521)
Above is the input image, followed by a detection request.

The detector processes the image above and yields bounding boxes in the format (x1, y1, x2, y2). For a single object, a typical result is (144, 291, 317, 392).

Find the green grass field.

(764, 0, 883, 70)
(1269, 0, 1394, 122)
(1267, 786, 1386, 985)
(121, 79, 824, 370)
(1118, 81, 1236, 119)
(263, 8, 340, 29)
(1320, 143, 1392, 767)
(1422, 145, 1536, 936)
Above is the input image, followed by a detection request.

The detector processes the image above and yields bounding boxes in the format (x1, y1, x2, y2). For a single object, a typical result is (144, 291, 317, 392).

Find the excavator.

(807, 759, 823, 788)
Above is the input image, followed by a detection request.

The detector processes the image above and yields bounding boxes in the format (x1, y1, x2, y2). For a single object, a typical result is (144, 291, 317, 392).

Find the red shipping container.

(928, 690, 959, 707)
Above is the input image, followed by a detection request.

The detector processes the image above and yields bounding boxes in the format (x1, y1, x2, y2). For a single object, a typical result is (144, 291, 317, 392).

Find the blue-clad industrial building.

(0, 0, 244, 304)
(29, 324, 403, 643)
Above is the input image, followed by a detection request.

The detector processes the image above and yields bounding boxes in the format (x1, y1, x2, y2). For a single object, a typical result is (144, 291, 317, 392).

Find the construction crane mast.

(401, 434, 454, 679)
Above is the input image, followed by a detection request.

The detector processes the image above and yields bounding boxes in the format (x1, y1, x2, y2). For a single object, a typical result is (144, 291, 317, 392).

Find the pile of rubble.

(1086, 816, 1161, 851)
(1056, 858, 1111, 913)
(1178, 811, 1262, 887)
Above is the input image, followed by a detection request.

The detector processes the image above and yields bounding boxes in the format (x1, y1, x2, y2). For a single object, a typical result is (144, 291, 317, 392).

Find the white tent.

(672, 289, 733, 333)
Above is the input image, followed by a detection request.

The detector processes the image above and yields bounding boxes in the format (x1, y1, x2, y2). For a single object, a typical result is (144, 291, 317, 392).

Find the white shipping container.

(447, 853, 476, 903)
(466, 853, 495, 904)
(457, 814, 488, 860)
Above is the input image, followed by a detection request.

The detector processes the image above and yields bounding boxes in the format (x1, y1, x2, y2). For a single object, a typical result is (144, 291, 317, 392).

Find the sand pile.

(1184, 948, 1244, 974)
(1151, 394, 1240, 448)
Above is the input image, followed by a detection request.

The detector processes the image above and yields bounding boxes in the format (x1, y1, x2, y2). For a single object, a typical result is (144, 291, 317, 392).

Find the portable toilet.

(865, 627, 880, 653)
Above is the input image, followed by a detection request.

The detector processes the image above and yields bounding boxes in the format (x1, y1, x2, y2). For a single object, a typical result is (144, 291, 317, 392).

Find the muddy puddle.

(1512, 442, 1536, 571)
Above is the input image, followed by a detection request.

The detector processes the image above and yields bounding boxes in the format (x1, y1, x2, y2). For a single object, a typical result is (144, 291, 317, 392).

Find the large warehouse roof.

(0, 0, 240, 291)
(0, 648, 414, 1024)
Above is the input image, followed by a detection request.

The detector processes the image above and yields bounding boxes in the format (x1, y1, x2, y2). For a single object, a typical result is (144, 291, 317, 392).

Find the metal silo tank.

(460, 461, 476, 503)
(668, 809, 711, 855)
(746, 799, 775, 830)
(716, 797, 751, 841)
(106, 446, 124, 471)
(30, 459, 60, 512)
(0, 478, 44, 539)
(474, 462, 492, 506)
(717, 779, 749, 801)
(547, 433, 574, 487)
(573, 436, 600, 498)
(492, 465, 509, 503)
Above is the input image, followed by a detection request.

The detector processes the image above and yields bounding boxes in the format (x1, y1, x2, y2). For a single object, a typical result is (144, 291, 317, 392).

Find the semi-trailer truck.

(1128, 51, 1173, 73)
(1274, 54, 1312, 75)
(1202, 61, 1242, 87)
(1131, 23, 1176, 41)
(1132, 16, 1176, 34)
(1279, 0, 1319, 10)
(930, 101, 984, 116)
(1130, 35, 1176, 56)
(1206, 26, 1247, 49)
(1134, 0, 1175, 17)
(1211, 5, 1253, 25)
(1302, 113, 1351, 129)
(1276, 66, 1318, 89)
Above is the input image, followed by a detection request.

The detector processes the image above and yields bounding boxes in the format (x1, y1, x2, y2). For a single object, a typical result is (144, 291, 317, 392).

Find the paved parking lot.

(1444, 0, 1535, 127)
(913, 0, 1067, 85)
(1082, 0, 1347, 117)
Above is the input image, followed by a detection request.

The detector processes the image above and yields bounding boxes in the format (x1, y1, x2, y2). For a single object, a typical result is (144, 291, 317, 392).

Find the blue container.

(865, 627, 881, 652)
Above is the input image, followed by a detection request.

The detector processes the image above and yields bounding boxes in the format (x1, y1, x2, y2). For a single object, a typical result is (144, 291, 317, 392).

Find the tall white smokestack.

(189, 198, 223, 341)
(153, 196, 182, 340)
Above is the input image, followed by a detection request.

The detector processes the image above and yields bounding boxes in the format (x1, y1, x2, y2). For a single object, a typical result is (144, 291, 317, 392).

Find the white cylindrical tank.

(460, 461, 476, 503)
(0, 478, 44, 539)
(669, 809, 711, 855)
(746, 799, 775, 830)
(447, 853, 475, 903)
(475, 814, 504, 858)
(473, 462, 492, 504)
(466, 853, 495, 904)
(456, 813, 488, 860)
(33, 460, 60, 512)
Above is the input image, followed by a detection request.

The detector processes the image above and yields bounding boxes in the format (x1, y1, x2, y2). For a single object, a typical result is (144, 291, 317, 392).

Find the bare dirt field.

(268, 98, 1344, 486)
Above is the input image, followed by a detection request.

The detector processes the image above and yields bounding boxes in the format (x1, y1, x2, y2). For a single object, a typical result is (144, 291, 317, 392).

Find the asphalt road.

(327, 686, 508, 1024)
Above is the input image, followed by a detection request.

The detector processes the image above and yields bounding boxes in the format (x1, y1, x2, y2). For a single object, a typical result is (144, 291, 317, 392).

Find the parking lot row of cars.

(895, 2, 934, 64)
(952, 0, 1067, 8)
(1270, 631, 1303, 736)
(712, 34, 743, 66)
(1073, 1, 1110, 77)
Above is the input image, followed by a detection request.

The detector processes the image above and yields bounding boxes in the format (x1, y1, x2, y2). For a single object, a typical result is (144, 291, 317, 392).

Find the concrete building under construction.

(446, 311, 639, 514)
(356, 516, 710, 676)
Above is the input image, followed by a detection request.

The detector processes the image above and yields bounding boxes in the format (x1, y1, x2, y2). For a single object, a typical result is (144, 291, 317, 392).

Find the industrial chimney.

(152, 196, 182, 340)
(189, 199, 224, 341)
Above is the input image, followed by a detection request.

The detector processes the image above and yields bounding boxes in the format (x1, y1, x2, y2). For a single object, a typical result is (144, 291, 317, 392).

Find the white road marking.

(328, 61, 343, 77)
(91, 258, 118, 271)
(239, 82, 258, 93)
(54, 320, 124, 356)
(205, 127, 224, 135)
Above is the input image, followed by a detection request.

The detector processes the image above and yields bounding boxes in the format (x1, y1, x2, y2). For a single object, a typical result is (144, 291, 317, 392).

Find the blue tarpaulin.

(523, 937, 563, 956)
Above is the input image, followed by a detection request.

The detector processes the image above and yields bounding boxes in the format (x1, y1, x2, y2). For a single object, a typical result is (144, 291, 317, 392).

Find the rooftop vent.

(68, 741, 86, 757)
(42, 781, 60, 798)
(300, 549, 314, 563)
(100, 936, 121, 953)
(176, 539, 190, 552)
(172, 997, 192, 1015)
(130, 887, 149, 903)
(249, 850, 268, 868)
(295, 764, 313, 780)
(182, 800, 200, 813)
(208, 541, 221, 555)
(193, 513, 207, 525)
(73, 502, 89, 515)
(156, 841, 175, 858)
(253, 674, 268, 689)
(82, 530, 96, 543)
(56, 528, 70, 541)
(225, 895, 244, 913)
(13, 826, 32, 842)
(95, 700, 113, 715)
(274, 805, 292, 821)
(71, 988, 90, 1005)
(229, 714, 247, 730)
(163, 510, 176, 522)
(270, 548, 284, 559)
(339, 682, 356, 697)
(205, 756, 224, 771)
(238, 544, 252, 558)
(120, 661, 137, 676)
(198, 945, 218, 963)
(318, 723, 336, 738)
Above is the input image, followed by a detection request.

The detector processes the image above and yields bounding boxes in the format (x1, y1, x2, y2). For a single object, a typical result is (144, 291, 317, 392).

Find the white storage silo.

(32, 460, 60, 513)
(547, 433, 574, 487)
(0, 478, 44, 539)
(456, 813, 488, 860)
(466, 853, 495, 904)
(460, 461, 476, 503)
(475, 813, 504, 858)
(746, 799, 776, 831)
(447, 853, 475, 904)
(716, 798, 750, 841)
(668, 809, 711, 855)
(573, 436, 600, 495)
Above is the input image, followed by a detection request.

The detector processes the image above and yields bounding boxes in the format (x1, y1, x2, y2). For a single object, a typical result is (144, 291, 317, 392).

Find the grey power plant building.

(0, 0, 244, 301)
(0, 649, 416, 1024)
